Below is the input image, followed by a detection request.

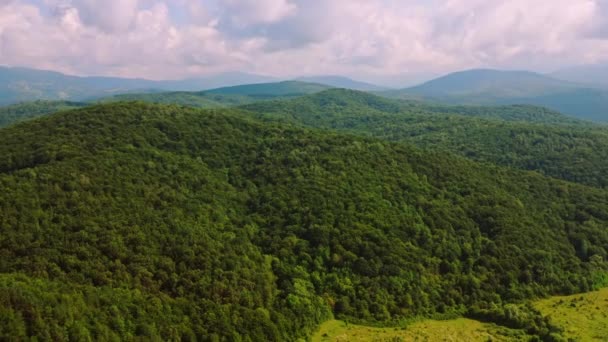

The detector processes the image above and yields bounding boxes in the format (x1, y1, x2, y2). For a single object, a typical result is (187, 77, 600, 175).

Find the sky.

(1, 0, 608, 84)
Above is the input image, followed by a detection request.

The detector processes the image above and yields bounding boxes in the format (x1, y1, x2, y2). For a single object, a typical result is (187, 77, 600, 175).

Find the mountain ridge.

(381, 68, 608, 122)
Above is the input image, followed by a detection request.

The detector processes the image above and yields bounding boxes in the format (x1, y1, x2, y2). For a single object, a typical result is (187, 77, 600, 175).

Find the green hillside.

(0, 102, 607, 340)
(101, 81, 331, 108)
(204, 80, 331, 97)
(100, 91, 237, 108)
(242, 89, 608, 187)
(0, 100, 88, 128)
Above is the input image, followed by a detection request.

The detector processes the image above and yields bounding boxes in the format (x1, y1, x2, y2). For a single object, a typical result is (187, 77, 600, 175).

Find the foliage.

(0, 100, 87, 127)
(242, 89, 608, 187)
(468, 303, 565, 341)
(1, 102, 608, 340)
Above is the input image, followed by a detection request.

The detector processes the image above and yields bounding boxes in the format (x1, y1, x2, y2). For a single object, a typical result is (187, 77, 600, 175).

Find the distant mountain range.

(5, 65, 608, 122)
(0, 66, 386, 105)
(0, 66, 277, 105)
(381, 69, 608, 122)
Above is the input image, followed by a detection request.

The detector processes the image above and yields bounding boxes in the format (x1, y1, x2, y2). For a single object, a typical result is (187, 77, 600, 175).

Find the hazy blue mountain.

(381, 69, 608, 122)
(156, 72, 278, 91)
(295, 75, 388, 91)
(551, 63, 608, 87)
(0, 66, 276, 105)
(402, 69, 575, 98)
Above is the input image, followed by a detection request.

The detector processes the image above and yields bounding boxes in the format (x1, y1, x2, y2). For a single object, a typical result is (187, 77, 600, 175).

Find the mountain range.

(0, 66, 277, 105)
(0, 66, 384, 105)
(5, 65, 608, 122)
(381, 69, 608, 122)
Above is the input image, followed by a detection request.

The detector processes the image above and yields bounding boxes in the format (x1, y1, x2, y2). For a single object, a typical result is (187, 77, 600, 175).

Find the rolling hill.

(100, 81, 332, 107)
(1, 102, 607, 340)
(381, 69, 608, 122)
(0, 100, 88, 128)
(242, 89, 608, 187)
(295, 75, 387, 91)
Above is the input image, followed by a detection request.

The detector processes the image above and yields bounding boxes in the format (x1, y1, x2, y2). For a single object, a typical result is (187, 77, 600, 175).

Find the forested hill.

(1, 102, 607, 340)
(242, 89, 608, 188)
(101, 81, 331, 108)
(0, 100, 87, 128)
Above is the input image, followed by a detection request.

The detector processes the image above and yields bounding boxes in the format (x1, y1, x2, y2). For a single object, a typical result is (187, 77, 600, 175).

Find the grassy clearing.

(312, 318, 525, 342)
(534, 287, 608, 341)
(313, 288, 608, 341)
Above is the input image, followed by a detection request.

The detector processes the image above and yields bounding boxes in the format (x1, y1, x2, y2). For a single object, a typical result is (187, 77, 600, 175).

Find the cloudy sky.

(1, 0, 607, 83)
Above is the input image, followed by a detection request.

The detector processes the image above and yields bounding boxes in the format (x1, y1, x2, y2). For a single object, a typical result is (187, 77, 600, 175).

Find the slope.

(1, 102, 607, 341)
(242, 89, 608, 188)
(403, 69, 574, 98)
(203, 80, 331, 97)
(0, 100, 88, 128)
(296, 76, 387, 91)
(551, 63, 608, 87)
(101, 81, 331, 108)
(381, 69, 608, 122)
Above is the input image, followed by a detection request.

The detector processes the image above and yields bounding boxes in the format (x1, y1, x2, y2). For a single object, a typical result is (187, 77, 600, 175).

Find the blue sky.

(1, 0, 607, 84)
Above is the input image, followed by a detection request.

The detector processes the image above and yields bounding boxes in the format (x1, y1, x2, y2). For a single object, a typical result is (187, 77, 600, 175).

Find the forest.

(0, 102, 607, 340)
(241, 89, 608, 188)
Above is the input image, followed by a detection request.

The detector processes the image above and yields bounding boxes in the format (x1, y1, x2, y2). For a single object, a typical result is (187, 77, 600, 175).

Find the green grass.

(534, 287, 608, 341)
(312, 319, 526, 341)
(313, 288, 608, 341)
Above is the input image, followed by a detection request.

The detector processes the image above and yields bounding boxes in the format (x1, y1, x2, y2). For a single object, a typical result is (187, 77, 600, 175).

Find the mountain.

(241, 89, 608, 187)
(0, 66, 276, 105)
(204, 80, 331, 97)
(551, 63, 608, 87)
(101, 81, 331, 107)
(1, 102, 607, 340)
(151, 71, 278, 91)
(381, 69, 608, 122)
(0, 100, 87, 128)
(404, 69, 574, 98)
(295, 75, 387, 91)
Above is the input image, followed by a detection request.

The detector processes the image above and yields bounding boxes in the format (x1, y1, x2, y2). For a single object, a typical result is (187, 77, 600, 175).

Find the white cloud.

(73, 0, 139, 33)
(221, 0, 297, 26)
(0, 0, 607, 80)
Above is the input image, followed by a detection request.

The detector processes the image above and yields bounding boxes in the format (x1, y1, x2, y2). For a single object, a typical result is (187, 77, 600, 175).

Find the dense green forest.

(1, 102, 607, 340)
(242, 89, 608, 188)
(0, 100, 87, 128)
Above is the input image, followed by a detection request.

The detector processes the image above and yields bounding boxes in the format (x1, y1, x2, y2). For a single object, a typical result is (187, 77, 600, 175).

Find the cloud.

(73, 0, 140, 33)
(0, 0, 608, 81)
(221, 0, 297, 26)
